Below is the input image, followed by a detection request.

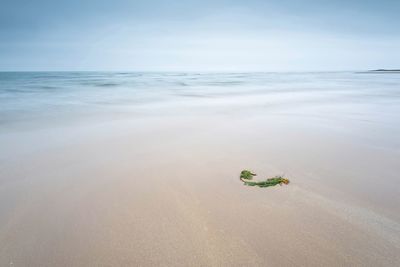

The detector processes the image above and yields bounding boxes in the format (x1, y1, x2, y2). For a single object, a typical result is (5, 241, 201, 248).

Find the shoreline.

(1, 72, 399, 266)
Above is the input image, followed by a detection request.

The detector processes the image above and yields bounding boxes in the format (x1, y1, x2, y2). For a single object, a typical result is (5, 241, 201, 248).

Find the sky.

(0, 0, 399, 71)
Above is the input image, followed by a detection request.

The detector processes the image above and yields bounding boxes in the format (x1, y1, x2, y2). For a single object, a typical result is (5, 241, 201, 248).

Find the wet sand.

(0, 72, 400, 266)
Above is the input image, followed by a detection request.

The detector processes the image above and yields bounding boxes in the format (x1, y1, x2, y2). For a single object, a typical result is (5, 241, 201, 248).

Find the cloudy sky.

(1, 0, 399, 71)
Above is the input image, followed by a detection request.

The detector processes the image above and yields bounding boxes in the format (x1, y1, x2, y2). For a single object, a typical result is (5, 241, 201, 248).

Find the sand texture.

(0, 72, 399, 266)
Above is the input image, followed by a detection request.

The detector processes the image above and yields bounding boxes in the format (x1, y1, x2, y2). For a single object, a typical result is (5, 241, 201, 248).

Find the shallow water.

(0, 72, 399, 266)
(1, 71, 399, 128)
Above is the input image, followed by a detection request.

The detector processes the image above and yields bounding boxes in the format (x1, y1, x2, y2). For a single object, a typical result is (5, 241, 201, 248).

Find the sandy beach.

(0, 72, 399, 266)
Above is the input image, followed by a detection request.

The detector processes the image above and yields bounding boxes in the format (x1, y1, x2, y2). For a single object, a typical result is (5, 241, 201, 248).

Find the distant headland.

(370, 69, 400, 72)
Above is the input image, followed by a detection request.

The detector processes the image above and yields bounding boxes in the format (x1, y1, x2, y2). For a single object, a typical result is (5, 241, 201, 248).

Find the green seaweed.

(240, 170, 289, 188)
(240, 170, 257, 180)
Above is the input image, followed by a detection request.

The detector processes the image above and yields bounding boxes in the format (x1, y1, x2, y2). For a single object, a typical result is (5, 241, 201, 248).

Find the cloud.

(1, 0, 399, 70)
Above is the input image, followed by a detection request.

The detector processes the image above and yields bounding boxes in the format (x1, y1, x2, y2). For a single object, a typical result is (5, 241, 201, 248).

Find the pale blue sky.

(1, 0, 399, 71)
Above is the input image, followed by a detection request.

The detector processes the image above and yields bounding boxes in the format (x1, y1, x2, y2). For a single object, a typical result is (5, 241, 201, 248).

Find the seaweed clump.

(240, 170, 257, 180)
(240, 170, 289, 188)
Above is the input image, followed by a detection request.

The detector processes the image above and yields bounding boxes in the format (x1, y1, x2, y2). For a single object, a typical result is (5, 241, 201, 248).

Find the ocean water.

(1, 71, 399, 131)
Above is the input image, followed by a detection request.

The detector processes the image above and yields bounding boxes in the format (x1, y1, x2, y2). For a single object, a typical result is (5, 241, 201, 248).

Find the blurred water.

(0, 72, 399, 130)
